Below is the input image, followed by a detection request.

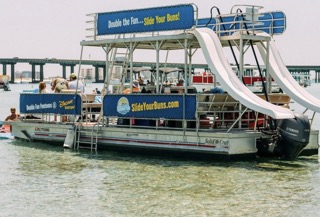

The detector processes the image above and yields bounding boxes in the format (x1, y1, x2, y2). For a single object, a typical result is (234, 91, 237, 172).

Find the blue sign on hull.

(97, 4, 194, 35)
(103, 94, 197, 120)
(20, 94, 82, 115)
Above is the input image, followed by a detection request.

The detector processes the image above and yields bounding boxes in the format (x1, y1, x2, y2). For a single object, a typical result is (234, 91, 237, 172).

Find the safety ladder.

(80, 93, 90, 124)
(74, 123, 100, 152)
(114, 49, 130, 94)
(97, 34, 131, 124)
(107, 34, 131, 94)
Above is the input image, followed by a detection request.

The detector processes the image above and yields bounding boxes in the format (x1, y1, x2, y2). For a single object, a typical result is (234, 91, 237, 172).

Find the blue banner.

(103, 94, 196, 120)
(20, 94, 82, 115)
(198, 11, 286, 35)
(97, 4, 194, 35)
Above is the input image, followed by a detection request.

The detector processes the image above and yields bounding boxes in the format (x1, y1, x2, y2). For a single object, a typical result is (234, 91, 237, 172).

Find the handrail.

(200, 6, 286, 37)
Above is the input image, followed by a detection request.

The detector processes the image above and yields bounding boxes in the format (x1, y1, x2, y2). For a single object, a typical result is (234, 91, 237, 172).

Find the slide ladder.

(191, 28, 294, 120)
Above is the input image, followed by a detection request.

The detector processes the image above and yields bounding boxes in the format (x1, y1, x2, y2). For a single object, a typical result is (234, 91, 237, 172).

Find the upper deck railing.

(198, 5, 286, 37)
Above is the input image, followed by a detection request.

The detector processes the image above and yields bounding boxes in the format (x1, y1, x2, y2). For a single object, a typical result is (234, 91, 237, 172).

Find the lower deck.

(10, 92, 319, 159)
(9, 119, 319, 159)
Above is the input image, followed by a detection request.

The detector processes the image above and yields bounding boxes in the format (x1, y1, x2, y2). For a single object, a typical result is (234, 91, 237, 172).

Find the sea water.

(1, 83, 320, 216)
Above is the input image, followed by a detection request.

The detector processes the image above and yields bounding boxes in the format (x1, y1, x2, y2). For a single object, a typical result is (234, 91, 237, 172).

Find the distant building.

(112, 66, 122, 80)
(80, 68, 94, 80)
(80, 66, 122, 81)
(12, 70, 39, 83)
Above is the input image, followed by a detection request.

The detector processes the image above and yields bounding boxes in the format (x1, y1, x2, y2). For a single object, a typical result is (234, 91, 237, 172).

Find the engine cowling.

(276, 113, 310, 160)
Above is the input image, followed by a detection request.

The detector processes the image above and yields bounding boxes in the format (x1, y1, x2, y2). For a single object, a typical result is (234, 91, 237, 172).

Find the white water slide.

(256, 33, 320, 113)
(192, 28, 294, 119)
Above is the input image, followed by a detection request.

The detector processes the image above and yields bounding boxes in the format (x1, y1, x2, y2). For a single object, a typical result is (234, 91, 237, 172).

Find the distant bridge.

(0, 58, 319, 83)
(0, 58, 209, 83)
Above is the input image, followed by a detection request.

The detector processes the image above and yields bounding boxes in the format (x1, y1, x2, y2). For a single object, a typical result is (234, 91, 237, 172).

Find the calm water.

(1, 83, 320, 216)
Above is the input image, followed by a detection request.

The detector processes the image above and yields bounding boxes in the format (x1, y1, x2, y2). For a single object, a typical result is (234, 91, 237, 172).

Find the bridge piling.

(2, 63, 16, 83)
(30, 63, 45, 83)
(94, 65, 106, 83)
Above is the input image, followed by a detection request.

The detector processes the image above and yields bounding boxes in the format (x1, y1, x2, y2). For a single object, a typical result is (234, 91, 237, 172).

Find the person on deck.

(38, 81, 47, 93)
(122, 80, 141, 94)
(51, 77, 69, 93)
(69, 73, 85, 93)
(138, 76, 144, 86)
(95, 88, 101, 94)
(5, 107, 20, 121)
(177, 79, 184, 86)
(50, 78, 69, 122)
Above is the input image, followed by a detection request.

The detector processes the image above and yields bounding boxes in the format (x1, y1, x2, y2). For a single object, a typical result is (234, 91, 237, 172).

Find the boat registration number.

(35, 127, 50, 132)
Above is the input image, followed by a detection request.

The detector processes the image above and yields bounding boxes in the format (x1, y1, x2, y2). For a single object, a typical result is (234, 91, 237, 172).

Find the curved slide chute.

(257, 33, 320, 113)
(191, 28, 294, 119)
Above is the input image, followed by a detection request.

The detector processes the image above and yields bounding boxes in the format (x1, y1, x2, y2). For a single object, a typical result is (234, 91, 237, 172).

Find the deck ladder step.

(74, 124, 100, 151)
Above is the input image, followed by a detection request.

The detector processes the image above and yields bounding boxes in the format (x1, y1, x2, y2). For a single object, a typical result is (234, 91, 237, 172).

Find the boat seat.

(169, 86, 197, 93)
(60, 89, 81, 93)
(145, 85, 157, 93)
(197, 94, 239, 112)
(81, 94, 99, 103)
(257, 93, 291, 108)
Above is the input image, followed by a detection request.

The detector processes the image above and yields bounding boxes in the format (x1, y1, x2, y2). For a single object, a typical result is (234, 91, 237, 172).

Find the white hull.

(10, 121, 319, 158)
(11, 121, 260, 158)
(13, 122, 262, 157)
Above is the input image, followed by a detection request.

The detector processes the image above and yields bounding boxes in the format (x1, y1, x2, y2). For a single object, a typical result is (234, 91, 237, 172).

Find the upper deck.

(78, 4, 298, 121)
(80, 31, 272, 51)
(81, 4, 285, 50)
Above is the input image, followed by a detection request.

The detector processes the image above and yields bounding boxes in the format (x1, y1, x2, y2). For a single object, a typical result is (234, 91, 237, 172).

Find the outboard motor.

(276, 113, 310, 160)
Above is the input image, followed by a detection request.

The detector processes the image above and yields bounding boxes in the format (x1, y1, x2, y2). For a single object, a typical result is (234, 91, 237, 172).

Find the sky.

(1, 0, 320, 75)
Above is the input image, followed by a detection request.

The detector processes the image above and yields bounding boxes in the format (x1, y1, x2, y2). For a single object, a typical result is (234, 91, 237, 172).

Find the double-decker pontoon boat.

(6, 4, 320, 160)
